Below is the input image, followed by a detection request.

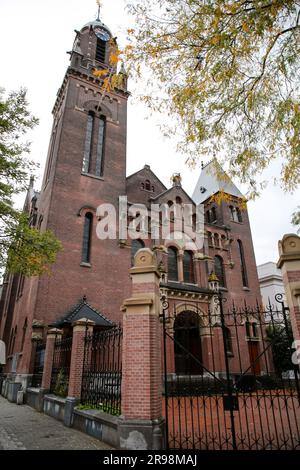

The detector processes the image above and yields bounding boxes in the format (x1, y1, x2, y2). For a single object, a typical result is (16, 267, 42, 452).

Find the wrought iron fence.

(161, 293, 300, 450)
(81, 326, 122, 415)
(31, 340, 46, 388)
(50, 336, 72, 397)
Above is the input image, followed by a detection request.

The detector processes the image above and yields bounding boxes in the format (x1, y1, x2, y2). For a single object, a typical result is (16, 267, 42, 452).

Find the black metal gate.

(161, 294, 300, 450)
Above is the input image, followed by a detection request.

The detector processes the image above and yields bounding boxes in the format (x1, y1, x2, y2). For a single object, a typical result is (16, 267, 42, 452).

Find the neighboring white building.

(257, 262, 285, 308)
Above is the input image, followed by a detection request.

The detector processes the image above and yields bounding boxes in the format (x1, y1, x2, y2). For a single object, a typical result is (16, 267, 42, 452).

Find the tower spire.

(96, 0, 101, 21)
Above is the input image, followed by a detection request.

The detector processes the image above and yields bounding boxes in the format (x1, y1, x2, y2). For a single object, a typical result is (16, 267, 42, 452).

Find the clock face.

(94, 27, 110, 42)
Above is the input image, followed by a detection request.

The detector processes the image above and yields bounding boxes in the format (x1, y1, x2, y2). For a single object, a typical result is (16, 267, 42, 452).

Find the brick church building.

(0, 15, 262, 385)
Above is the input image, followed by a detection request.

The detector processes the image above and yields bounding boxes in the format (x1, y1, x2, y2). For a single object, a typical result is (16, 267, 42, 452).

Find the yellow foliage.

(242, 22, 250, 33)
(110, 52, 120, 66)
(93, 69, 109, 78)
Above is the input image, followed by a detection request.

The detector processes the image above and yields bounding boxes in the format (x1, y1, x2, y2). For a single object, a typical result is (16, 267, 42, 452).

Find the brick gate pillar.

(64, 318, 95, 427)
(41, 328, 63, 391)
(278, 234, 300, 341)
(119, 248, 165, 450)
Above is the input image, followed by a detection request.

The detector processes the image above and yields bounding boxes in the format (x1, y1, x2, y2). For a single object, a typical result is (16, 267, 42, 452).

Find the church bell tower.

(34, 13, 130, 325)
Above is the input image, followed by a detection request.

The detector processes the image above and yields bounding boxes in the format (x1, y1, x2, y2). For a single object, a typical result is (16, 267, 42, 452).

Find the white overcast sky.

(0, 0, 299, 266)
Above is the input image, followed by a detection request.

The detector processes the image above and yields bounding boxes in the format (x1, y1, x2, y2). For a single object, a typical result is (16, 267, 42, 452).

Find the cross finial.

(96, 0, 101, 21)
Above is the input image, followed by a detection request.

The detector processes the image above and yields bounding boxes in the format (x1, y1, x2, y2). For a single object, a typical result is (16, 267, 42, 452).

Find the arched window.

(236, 207, 243, 223)
(183, 251, 195, 283)
(237, 240, 248, 287)
(206, 210, 211, 223)
(168, 247, 178, 281)
(211, 207, 217, 223)
(145, 180, 151, 191)
(95, 117, 106, 177)
(224, 327, 233, 354)
(175, 196, 182, 205)
(96, 38, 106, 63)
(82, 112, 95, 174)
(214, 255, 226, 287)
(208, 232, 213, 246)
(82, 213, 93, 264)
(21, 318, 28, 352)
(131, 239, 145, 266)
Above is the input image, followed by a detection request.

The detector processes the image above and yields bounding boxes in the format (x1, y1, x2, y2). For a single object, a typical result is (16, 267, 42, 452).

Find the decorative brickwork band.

(67, 318, 95, 399)
(278, 234, 300, 340)
(41, 329, 63, 390)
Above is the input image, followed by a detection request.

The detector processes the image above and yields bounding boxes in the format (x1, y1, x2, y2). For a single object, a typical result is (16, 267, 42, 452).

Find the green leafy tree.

(291, 207, 300, 234)
(0, 87, 62, 276)
(266, 320, 294, 373)
(125, 0, 300, 199)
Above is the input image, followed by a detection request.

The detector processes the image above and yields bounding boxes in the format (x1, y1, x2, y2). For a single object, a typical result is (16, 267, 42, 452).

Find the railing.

(50, 336, 72, 397)
(81, 326, 122, 416)
(31, 340, 46, 388)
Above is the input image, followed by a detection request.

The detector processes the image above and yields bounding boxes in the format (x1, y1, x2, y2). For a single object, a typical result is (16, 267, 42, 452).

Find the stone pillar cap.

(277, 233, 300, 268)
(47, 328, 63, 336)
(72, 318, 96, 327)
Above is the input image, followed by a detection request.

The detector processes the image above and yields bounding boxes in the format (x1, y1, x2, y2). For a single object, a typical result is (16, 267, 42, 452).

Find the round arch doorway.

(174, 311, 203, 375)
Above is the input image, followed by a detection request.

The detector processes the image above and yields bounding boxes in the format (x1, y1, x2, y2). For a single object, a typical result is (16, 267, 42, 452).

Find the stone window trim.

(77, 205, 97, 217)
(81, 172, 105, 181)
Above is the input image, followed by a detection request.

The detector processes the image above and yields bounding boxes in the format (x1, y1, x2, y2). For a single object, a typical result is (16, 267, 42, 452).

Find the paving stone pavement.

(0, 396, 114, 450)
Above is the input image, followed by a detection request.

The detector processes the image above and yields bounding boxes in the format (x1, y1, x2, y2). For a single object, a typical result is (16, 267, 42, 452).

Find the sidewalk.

(0, 396, 114, 450)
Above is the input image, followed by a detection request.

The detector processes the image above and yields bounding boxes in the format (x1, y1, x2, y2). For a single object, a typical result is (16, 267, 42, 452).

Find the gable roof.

(192, 160, 244, 204)
(151, 184, 195, 205)
(52, 297, 113, 327)
(126, 165, 167, 190)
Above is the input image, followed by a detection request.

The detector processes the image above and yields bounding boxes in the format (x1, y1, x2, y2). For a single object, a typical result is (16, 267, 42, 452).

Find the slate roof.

(52, 296, 113, 327)
(192, 160, 244, 204)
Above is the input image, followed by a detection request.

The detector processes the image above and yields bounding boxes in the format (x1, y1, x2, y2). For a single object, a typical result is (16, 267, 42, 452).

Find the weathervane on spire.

(96, 0, 102, 21)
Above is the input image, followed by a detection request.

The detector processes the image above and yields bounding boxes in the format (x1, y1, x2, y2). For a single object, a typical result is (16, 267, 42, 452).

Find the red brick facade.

(0, 16, 262, 381)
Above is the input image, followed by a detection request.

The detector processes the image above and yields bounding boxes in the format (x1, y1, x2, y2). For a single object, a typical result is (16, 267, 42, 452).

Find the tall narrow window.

(183, 251, 195, 283)
(238, 240, 248, 287)
(236, 207, 243, 223)
(214, 255, 226, 287)
(145, 180, 151, 191)
(82, 112, 95, 174)
(45, 126, 57, 184)
(211, 207, 217, 223)
(17, 275, 25, 299)
(224, 327, 233, 354)
(245, 321, 251, 337)
(82, 213, 93, 263)
(131, 239, 145, 266)
(95, 117, 106, 176)
(96, 38, 106, 63)
(21, 318, 28, 352)
(11, 326, 17, 355)
(168, 247, 178, 281)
